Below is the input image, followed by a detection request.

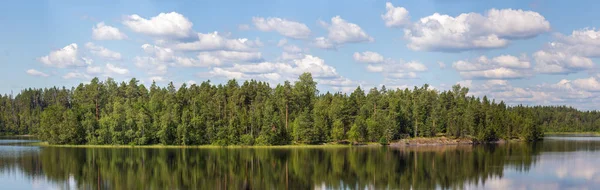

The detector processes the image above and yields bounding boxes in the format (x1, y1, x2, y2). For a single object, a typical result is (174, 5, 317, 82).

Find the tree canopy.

(2, 72, 594, 145)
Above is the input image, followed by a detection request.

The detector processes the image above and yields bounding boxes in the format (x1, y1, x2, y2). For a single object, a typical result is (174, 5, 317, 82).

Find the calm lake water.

(1, 135, 599, 190)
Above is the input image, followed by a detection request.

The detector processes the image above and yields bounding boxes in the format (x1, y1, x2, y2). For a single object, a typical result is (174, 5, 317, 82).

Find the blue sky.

(2, 0, 600, 109)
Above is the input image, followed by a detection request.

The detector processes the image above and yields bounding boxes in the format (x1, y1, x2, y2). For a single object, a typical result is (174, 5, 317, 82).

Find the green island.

(1, 72, 599, 146)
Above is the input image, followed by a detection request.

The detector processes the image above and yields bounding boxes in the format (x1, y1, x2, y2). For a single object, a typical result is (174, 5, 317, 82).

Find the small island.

(1, 73, 596, 146)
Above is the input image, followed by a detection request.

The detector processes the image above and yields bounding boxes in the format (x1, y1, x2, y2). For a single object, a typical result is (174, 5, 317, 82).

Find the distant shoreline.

(20, 133, 600, 148)
(27, 136, 524, 149)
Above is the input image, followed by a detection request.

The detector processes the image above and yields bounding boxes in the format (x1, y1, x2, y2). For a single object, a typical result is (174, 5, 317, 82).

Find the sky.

(1, 0, 600, 110)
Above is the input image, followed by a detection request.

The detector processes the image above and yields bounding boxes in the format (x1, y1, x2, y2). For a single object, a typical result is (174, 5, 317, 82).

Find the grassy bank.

(28, 137, 520, 149)
(30, 142, 358, 149)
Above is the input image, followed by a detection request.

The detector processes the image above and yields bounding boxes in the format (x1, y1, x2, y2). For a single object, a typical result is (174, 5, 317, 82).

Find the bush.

(240, 134, 254, 145)
(379, 137, 388, 145)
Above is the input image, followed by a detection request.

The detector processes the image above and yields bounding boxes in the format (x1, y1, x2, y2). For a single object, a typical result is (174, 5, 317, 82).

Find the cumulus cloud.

(92, 22, 127, 40)
(86, 65, 103, 74)
(105, 63, 129, 75)
(553, 28, 600, 57)
(134, 56, 168, 75)
(404, 9, 550, 52)
(404, 61, 428, 71)
(141, 44, 175, 62)
(207, 54, 339, 82)
(460, 78, 600, 108)
(177, 51, 262, 67)
(355, 51, 428, 80)
(314, 16, 373, 49)
(533, 50, 593, 74)
(353, 51, 385, 63)
(123, 12, 193, 39)
(375, 60, 428, 79)
(453, 55, 531, 79)
(252, 17, 311, 39)
(85, 63, 129, 76)
(149, 76, 166, 82)
(172, 31, 259, 51)
(26, 69, 49, 77)
(460, 67, 526, 79)
(38, 43, 84, 68)
(313, 37, 335, 49)
(531, 28, 600, 75)
(572, 77, 600, 91)
(63, 71, 90, 80)
(381, 2, 410, 28)
(85, 42, 122, 60)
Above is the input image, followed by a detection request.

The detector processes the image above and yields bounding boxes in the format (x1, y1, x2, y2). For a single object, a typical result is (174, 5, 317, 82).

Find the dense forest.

(0, 72, 596, 145)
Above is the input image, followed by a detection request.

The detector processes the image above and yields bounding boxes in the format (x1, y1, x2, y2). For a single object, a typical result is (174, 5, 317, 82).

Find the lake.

(0, 135, 599, 190)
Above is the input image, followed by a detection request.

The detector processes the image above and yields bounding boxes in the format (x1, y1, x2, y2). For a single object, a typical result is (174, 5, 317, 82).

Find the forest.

(0, 72, 595, 145)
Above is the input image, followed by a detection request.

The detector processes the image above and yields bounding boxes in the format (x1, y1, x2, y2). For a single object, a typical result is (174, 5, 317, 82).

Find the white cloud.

(186, 80, 197, 85)
(353, 51, 384, 63)
(460, 67, 526, 79)
(134, 56, 168, 75)
(493, 55, 531, 69)
(281, 52, 303, 61)
(86, 65, 103, 74)
(381, 2, 410, 28)
(453, 55, 530, 79)
(38, 43, 83, 68)
(389, 72, 417, 79)
(355, 52, 427, 80)
(252, 17, 311, 39)
(207, 54, 339, 83)
(572, 77, 600, 91)
(85, 63, 129, 76)
(26, 69, 49, 77)
(141, 44, 175, 62)
(313, 37, 335, 49)
(92, 22, 127, 40)
(82, 57, 93, 65)
(177, 51, 262, 67)
(404, 9, 550, 52)
(314, 16, 373, 49)
(533, 50, 593, 74)
(404, 61, 428, 71)
(105, 63, 129, 75)
(123, 12, 193, 39)
(85, 42, 122, 60)
(63, 71, 90, 80)
(552, 28, 600, 57)
(367, 64, 384, 72)
(149, 76, 166, 82)
(292, 55, 338, 78)
(172, 31, 258, 51)
(208, 67, 245, 79)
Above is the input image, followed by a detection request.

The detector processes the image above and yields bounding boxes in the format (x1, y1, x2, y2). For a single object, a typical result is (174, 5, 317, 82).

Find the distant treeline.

(0, 72, 593, 145)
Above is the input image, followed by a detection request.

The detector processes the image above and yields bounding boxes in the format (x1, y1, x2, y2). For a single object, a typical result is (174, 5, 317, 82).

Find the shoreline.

(28, 137, 522, 149)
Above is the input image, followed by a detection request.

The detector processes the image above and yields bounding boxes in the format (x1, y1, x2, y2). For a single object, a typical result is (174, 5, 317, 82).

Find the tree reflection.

(0, 143, 541, 190)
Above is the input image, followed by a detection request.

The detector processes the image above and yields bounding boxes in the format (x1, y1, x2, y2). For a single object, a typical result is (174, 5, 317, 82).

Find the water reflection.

(0, 136, 599, 189)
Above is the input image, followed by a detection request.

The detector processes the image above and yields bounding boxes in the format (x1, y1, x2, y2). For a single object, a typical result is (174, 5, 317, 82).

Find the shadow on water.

(0, 139, 550, 190)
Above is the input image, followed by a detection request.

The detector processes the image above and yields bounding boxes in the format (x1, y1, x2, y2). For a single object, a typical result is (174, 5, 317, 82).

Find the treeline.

(0, 72, 591, 145)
